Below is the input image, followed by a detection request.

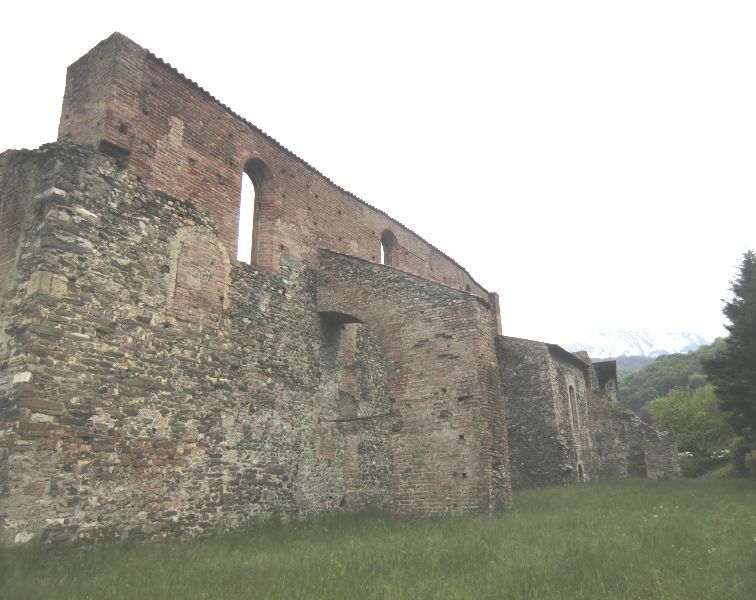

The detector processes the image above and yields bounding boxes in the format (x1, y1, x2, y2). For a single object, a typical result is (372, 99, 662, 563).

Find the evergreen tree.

(704, 250, 756, 474)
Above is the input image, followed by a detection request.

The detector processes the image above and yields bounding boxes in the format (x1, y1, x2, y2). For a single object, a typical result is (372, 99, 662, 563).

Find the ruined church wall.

(589, 405, 681, 480)
(496, 337, 570, 488)
(546, 352, 597, 481)
(318, 251, 511, 514)
(58, 33, 488, 297)
(0, 142, 393, 545)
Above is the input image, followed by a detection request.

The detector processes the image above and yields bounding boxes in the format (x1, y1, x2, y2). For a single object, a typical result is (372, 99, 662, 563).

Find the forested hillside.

(613, 355, 656, 377)
(618, 339, 724, 412)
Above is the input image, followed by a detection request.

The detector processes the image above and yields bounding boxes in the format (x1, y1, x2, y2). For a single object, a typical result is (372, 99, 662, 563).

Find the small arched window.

(568, 385, 579, 432)
(237, 171, 255, 264)
(380, 230, 397, 266)
(237, 158, 273, 267)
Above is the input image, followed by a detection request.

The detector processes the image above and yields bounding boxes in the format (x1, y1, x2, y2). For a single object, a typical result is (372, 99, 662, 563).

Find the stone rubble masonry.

(0, 33, 679, 546)
(0, 143, 396, 545)
(497, 336, 680, 490)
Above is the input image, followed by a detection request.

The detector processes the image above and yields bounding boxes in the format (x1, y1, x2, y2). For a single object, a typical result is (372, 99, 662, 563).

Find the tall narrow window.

(568, 385, 579, 432)
(237, 171, 256, 263)
(380, 230, 397, 266)
(237, 158, 273, 269)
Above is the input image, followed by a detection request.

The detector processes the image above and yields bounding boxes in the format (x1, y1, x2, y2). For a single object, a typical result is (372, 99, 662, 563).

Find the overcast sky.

(2, 1, 754, 344)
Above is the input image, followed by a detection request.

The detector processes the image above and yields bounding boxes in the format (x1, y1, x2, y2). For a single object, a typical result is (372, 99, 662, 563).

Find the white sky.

(2, 1, 754, 343)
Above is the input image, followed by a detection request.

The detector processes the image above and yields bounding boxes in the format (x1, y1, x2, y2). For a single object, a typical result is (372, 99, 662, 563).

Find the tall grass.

(2, 478, 755, 599)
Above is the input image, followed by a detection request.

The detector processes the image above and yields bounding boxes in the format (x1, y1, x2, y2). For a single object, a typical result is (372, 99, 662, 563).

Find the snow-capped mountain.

(561, 330, 711, 359)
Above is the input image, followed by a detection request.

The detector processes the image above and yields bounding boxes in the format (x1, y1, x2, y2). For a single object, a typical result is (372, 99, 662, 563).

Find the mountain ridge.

(561, 330, 711, 359)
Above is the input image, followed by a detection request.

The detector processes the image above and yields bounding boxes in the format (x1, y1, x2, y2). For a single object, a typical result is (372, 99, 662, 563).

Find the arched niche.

(168, 226, 231, 325)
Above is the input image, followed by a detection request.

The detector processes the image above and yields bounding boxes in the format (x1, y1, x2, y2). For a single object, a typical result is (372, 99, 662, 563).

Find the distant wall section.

(496, 337, 595, 488)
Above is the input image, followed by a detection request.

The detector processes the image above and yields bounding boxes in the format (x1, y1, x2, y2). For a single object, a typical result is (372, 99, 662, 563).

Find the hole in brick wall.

(98, 140, 130, 167)
(458, 434, 465, 441)
(442, 387, 447, 393)
(238, 158, 273, 266)
(465, 284, 471, 292)
(118, 123, 128, 134)
(461, 472, 467, 478)
(380, 230, 397, 266)
(237, 171, 256, 264)
(457, 394, 473, 402)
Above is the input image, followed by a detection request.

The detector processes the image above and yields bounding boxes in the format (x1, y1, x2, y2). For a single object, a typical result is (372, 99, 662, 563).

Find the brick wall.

(318, 251, 511, 514)
(58, 33, 489, 298)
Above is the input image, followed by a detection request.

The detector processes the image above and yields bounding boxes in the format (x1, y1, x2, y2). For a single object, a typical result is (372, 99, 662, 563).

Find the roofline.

(319, 249, 492, 309)
(495, 335, 592, 370)
(98, 33, 490, 296)
(546, 344, 591, 370)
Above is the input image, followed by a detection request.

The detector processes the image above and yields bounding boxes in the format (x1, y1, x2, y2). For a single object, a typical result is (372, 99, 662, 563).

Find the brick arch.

(167, 226, 231, 325)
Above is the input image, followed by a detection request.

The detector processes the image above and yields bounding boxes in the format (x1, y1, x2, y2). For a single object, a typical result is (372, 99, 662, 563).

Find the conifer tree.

(704, 250, 756, 474)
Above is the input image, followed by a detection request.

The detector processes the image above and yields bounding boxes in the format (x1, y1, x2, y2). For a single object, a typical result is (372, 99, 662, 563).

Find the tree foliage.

(648, 385, 735, 456)
(618, 340, 725, 412)
(703, 250, 756, 472)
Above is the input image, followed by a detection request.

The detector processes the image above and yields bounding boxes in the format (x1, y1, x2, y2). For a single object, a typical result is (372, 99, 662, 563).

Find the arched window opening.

(627, 447, 648, 478)
(237, 171, 255, 263)
(568, 385, 579, 432)
(577, 463, 584, 482)
(237, 158, 273, 267)
(380, 230, 397, 266)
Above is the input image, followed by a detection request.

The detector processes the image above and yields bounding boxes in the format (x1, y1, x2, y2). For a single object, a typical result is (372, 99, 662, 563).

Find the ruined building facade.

(0, 34, 679, 546)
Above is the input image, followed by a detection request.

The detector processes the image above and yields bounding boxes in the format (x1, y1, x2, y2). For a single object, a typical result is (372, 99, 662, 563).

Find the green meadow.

(2, 478, 755, 599)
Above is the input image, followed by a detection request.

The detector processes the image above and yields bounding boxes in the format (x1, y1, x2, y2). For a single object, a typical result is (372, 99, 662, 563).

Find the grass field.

(2, 478, 755, 599)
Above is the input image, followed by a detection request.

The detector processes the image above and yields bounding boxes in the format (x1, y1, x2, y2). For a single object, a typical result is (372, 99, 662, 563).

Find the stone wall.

(0, 142, 396, 545)
(0, 32, 682, 547)
(496, 337, 595, 488)
(58, 33, 489, 298)
(590, 405, 681, 480)
(497, 336, 680, 489)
